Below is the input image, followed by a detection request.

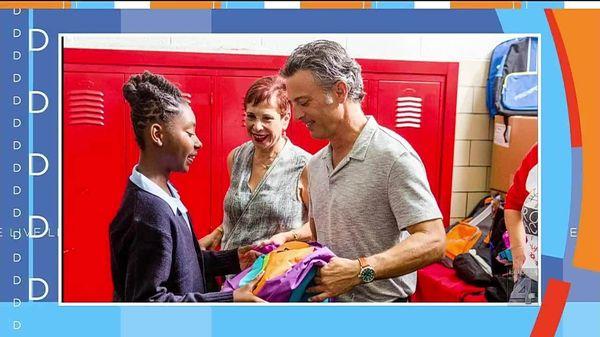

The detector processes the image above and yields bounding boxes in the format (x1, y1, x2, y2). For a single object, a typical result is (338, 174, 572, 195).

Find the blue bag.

(486, 37, 538, 118)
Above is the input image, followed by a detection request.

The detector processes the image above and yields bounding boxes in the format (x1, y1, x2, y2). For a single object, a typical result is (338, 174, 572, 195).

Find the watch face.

(361, 267, 375, 283)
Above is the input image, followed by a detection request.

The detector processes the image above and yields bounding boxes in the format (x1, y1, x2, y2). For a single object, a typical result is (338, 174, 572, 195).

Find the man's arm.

(364, 218, 445, 279)
(307, 218, 445, 301)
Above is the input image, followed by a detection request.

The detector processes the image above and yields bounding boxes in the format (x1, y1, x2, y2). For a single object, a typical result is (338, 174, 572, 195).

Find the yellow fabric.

(445, 223, 482, 260)
(254, 241, 315, 294)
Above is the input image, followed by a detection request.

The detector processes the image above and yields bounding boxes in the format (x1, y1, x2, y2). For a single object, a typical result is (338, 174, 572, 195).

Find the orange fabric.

(254, 241, 315, 294)
(445, 223, 482, 260)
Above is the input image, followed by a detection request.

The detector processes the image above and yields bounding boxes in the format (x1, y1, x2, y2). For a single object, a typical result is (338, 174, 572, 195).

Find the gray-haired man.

(267, 40, 446, 302)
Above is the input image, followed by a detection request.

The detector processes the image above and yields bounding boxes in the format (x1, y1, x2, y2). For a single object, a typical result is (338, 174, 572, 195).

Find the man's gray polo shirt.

(308, 116, 442, 302)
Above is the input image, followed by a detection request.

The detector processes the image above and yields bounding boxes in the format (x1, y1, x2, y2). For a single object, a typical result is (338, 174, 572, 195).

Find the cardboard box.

(490, 115, 538, 193)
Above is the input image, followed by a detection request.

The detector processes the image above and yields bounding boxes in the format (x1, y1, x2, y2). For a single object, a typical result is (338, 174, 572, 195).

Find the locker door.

(376, 80, 443, 198)
(63, 72, 127, 302)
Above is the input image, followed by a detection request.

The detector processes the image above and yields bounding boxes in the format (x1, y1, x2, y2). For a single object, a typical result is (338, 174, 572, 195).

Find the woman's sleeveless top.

(221, 139, 311, 250)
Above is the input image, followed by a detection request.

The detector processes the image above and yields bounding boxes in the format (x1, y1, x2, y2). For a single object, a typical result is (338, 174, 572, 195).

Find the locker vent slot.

(395, 96, 422, 129)
(68, 90, 105, 126)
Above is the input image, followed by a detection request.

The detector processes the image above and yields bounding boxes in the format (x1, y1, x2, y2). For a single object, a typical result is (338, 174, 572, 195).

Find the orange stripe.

(546, 9, 581, 147)
(301, 1, 371, 9)
(450, 1, 520, 9)
(150, 1, 213, 9)
(0, 1, 70, 8)
(530, 279, 570, 337)
(551, 10, 600, 271)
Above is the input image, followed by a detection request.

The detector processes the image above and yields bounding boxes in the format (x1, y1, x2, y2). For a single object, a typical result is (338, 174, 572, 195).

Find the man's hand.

(511, 245, 526, 281)
(233, 271, 266, 303)
(307, 257, 362, 302)
(238, 245, 261, 270)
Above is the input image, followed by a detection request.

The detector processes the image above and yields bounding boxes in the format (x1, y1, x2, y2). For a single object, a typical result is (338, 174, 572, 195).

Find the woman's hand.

(198, 226, 223, 250)
(238, 245, 261, 270)
(257, 231, 292, 247)
(233, 271, 266, 302)
(511, 245, 526, 281)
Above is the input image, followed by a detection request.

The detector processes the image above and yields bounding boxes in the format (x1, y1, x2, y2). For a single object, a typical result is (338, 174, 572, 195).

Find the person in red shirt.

(505, 143, 538, 302)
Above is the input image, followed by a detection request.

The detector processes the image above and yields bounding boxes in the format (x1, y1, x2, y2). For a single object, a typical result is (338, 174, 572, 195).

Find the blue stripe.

(212, 9, 503, 33)
(121, 307, 212, 337)
(498, 9, 570, 258)
(121, 10, 211, 32)
(562, 149, 600, 301)
(0, 7, 30, 303)
(28, 8, 34, 291)
(72, 1, 115, 9)
(524, 1, 564, 9)
(374, 1, 414, 9)
(223, 1, 264, 9)
(213, 306, 539, 337)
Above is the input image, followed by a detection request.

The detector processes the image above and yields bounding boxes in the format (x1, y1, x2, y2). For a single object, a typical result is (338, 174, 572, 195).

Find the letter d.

(29, 153, 49, 176)
(30, 215, 49, 238)
(29, 29, 48, 52)
(29, 278, 49, 301)
(29, 91, 48, 114)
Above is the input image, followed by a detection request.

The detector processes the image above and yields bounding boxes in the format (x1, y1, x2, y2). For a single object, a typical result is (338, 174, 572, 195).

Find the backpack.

(454, 250, 493, 287)
(443, 196, 495, 267)
(487, 37, 539, 118)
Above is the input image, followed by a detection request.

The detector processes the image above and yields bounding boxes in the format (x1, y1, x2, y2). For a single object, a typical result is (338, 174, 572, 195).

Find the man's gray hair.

(280, 40, 365, 103)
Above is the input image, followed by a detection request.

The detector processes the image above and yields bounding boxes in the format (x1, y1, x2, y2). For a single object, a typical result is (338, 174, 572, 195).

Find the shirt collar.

(129, 165, 188, 217)
(320, 116, 378, 162)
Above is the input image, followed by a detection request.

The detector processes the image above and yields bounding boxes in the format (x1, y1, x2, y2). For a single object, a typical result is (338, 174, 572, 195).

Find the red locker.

(63, 72, 128, 302)
(376, 79, 444, 198)
(63, 49, 457, 302)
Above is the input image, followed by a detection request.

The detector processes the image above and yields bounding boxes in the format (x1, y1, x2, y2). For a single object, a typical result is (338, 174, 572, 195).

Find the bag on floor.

(454, 250, 493, 287)
(444, 196, 497, 266)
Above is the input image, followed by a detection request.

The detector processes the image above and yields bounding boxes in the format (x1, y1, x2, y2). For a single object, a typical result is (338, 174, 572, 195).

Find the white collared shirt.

(129, 165, 192, 232)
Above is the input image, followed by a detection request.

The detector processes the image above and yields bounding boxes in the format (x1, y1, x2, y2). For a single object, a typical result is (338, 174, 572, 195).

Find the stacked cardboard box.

(490, 115, 538, 193)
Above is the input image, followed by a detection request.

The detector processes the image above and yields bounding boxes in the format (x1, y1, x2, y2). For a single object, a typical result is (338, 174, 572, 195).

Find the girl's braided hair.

(122, 71, 184, 150)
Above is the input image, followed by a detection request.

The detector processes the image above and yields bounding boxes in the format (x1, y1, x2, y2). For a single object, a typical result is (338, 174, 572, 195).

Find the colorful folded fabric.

(222, 241, 335, 302)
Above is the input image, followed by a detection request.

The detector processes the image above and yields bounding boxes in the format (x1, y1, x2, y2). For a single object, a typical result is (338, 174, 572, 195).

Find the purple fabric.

(222, 242, 335, 302)
(502, 231, 511, 248)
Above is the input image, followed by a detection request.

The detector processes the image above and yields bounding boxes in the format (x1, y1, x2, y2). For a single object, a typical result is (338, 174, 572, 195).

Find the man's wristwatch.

(358, 257, 375, 284)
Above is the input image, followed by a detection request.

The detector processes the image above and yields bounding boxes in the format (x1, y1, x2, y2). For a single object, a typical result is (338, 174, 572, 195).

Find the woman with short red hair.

(200, 76, 311, 250)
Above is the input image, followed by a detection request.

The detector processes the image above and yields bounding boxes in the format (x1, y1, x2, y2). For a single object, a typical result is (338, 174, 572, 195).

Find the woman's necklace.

(255, 139, 285, 170)
(255, 151, 279, 170)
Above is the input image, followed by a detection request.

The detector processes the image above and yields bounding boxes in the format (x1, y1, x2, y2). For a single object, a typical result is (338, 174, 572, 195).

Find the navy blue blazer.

(110, 181, 240, 302)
